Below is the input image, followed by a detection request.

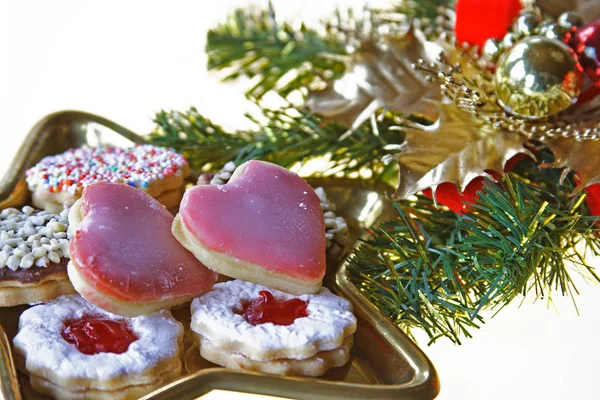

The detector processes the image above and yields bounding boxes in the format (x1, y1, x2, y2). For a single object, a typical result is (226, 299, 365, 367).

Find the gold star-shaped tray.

(0, 111, 439, 400)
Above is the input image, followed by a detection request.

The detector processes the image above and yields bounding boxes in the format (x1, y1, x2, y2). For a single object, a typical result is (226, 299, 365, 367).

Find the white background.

(2, 1, 600, 399)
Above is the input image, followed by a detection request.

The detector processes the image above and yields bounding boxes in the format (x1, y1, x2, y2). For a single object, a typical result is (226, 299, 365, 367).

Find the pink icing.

(70, 182, 217, 301)
(180, 161, 326, 282)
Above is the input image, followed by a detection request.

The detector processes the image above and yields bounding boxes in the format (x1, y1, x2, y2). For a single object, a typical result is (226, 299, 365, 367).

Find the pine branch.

(150, 109, 253, 171)
(206, 1, 452, 100)
(347, 159, 600, 344)
(347, 199, 481, 345)
(390, 0, 454, 21)
(383, 0, 455, 37)
(149, 107, 403, 181)
(206, 3, 348, 100)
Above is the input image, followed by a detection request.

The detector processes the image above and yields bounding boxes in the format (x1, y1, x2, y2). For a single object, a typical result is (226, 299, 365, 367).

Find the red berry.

(572, 20, 600, 104)
(424, 178, 486, 215)
(585, 184, 600, 216)
(423, 155, 525, 214)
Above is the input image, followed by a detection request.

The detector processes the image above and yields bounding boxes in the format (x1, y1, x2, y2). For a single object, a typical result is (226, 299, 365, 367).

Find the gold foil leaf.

(306, 25, 443, 131)
(387, 105, 534, 200)
(543, 137, 600, 194)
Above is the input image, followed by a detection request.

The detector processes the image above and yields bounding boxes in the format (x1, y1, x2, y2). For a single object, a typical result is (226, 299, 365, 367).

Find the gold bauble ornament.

(494, 36, 583, 120)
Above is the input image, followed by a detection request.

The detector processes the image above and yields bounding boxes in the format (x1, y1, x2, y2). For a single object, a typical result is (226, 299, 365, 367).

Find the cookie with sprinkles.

(25, 144, 190, 213)
(0, 206, 75, 307)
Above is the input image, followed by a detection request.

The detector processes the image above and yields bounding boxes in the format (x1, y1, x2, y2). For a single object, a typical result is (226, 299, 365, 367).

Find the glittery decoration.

(25, 145, 188, 195)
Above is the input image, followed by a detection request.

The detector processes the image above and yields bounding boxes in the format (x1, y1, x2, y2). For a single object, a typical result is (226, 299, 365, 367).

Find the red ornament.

(572, 20, 600, 104)
(455, 0, 522, 48)
(242, 290, 309, 326)
(61, 316, 138, 355)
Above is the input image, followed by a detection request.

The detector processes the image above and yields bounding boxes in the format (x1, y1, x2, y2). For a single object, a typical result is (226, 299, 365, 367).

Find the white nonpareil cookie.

(0, 206, 75, 307)
(0, 206, 70, 270)
(13, 294, 183, 400)
(190, 280, 357, 362)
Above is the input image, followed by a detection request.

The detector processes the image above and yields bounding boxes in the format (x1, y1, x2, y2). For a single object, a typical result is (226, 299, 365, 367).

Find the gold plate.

(0, 111, 439, 400)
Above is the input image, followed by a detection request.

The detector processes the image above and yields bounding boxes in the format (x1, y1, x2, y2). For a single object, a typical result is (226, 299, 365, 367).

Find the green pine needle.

(348, 199, 481, 345)
(206, 1, 455, 100)
(347, 163, 600, 344)
(206, 2, 347, 99)
(149, 106, 403, 181)
(390, 0, 454, 21)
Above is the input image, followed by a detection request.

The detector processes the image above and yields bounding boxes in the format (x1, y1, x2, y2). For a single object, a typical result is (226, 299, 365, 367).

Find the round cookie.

(0, 206, 75, 307)
(13, 294, 183, 400)
(190, 280, 357, 362)
(25, 144, 190, 213)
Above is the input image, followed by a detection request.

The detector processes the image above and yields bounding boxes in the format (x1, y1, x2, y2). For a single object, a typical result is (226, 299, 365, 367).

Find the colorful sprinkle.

(25, 145, 187, 195)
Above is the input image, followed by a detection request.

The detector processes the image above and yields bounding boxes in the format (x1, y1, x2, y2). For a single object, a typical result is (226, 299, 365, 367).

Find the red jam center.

(61, 316, 138, 355)
(242, 290, 309, 326)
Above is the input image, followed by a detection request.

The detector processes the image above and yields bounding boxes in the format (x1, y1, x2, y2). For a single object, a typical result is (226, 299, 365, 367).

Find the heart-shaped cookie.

(68, 182, 218, 317)
(173, 160, 326, 294)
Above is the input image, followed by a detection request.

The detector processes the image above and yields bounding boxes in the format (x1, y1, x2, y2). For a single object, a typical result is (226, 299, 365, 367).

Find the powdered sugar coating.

(190, 280, 357, 361)
(13, 294, 182, 382)
(25, 144, 187, 195)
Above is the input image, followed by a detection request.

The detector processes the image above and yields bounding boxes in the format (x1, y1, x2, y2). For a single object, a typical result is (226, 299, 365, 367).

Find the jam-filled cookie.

(68, 182, 217, 317)
(173, 160, 327, 295)
(25, 144, 189, 212)
(13, 294, 183, 400)
(189, 280, 357, 376)
(0, 206, 75, 307)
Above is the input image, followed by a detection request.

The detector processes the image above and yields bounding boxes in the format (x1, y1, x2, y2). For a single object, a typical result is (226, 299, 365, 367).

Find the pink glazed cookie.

(68, 182, 217, 317)
(173, 161, 326, 295)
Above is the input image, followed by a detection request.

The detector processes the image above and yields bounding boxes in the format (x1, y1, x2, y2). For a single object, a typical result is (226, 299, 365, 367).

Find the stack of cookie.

(66, 181, 218, 317)
(189, 280, 356, 377)
(174, 160, 357, 376)
(1, 144, 194, 310)
(6, 149, 356, 400)
(13, 295, 184, 400)
(6, 144, 200, 399)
